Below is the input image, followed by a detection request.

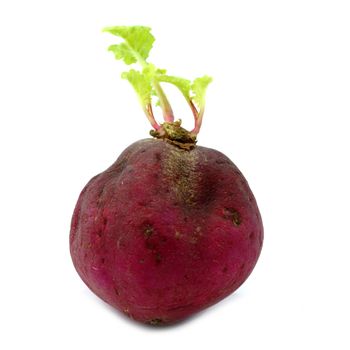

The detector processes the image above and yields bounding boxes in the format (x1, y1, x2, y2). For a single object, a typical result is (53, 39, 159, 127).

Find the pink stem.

(153, 80, 174, 122)
(188, 99, 199, 120)
(191, 107, 204, 135)
(144, 104, 160, 130)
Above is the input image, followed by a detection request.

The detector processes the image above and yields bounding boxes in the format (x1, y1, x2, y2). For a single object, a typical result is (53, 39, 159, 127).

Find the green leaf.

(158, 75, 191, 99)
(156, 68, 167, 75)
(121, 69, 152, 106)
(103, 26, 155, 65)
(191, 75, 213, 109)
(108, 43, 136, 65)
(141, 64, 157, 78)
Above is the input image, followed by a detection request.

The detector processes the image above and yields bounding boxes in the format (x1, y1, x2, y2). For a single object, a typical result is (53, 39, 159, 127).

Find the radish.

(70, 26, 263, 325)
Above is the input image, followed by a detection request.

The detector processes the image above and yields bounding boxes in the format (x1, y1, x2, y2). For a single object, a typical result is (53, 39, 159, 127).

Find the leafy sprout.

(103, 25, 212, 135)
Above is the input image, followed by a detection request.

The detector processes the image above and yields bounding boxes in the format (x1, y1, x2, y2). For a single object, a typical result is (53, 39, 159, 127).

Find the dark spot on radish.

(222, 266, 228, 273)
(155, 152, 162, 161)
(143, 224, 154, 238)
(155, 252, 162, 264)
(190, 236, 198, 244)
(97, 186, 104, 199)
(101, 258, 105, 264)
(117, 237, 126, 249)
(223, 208, 241, 226)
(149, 318, 163, 325)
(97, 231, 102, 237)
(114, 287, 120, 296)
(140, 148, 146, 153)
(232, 211, 241, 226)
(249, 231, 255, 240)
(139, 259, 145, 264)
(197, 177, 217, 205)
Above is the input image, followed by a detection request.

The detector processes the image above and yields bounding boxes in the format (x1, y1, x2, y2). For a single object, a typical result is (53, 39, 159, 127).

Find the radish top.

(103, 26, 212, 147)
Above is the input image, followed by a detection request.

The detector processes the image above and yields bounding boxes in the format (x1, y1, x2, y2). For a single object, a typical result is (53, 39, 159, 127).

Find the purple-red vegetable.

(70, 26, 263, 325)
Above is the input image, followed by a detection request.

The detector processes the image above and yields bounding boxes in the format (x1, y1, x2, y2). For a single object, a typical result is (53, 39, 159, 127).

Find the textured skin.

(70, 138, 263, 325)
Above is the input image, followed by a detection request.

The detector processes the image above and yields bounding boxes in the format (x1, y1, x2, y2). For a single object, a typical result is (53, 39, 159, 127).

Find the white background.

(1, 0, 349, 349)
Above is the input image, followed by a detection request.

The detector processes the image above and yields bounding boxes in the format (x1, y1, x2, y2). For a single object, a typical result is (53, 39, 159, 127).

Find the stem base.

(150, 120, 197, 150)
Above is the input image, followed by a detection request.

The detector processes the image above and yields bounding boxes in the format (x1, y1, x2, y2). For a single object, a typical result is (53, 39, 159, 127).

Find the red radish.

(70, 26, 263, 325)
